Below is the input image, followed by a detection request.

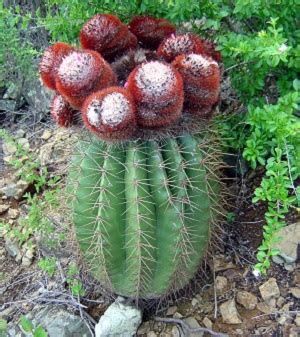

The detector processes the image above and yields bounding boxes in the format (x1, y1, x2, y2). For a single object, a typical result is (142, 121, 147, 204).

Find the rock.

(215, 276, 228, 293)
(170, 326, 180, 337)
(166, 306, 177, 316)
(191, 298, 199, 307)
(276, 297, 285, 308)
(29, 306, 92, 337)
(137, 321, 150, 335)
(22, 64, 52, 116)
(8, 208, 19, 219)
(5, 238, 21, 258)
(213, 255, 236, 272)
(14, 129, 26, 138)
(272, 222, 300, 265)
(95, 297, 142, 337)
(1, 180, 30, 200)
(41, 130, 52, 140)
(147, 332, 157, 337)
(183, 317, 204, 337)
(236, 291, 257, 310)
(219, 299, 242, 324)
(17, 138, 30, 151)
(256, 302, 273, 314)
(21, 256, 33, 267)
(278, 315, 287, 325)
(295, 314, 300, 327)
(289, 287, 300, 299)
(2, 141, 17, 156)
(0, 99, 16, 112)
(202, 317, 213, 329)
(173, 312, 183, 319)
(0, 204, 10, 214)
(259, 278, 280, 302)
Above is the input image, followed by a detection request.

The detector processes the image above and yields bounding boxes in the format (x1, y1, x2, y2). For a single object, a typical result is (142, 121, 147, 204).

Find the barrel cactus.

(39, 13, 222, 299)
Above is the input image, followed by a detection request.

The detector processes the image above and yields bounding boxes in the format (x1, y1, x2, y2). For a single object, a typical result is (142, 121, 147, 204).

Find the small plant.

(0, 318, 7, 337)
(66, 263, 85, 297)
(19, 316, 48, 337)
(38, 257, 57, 277)
(0, 130, 63, 247)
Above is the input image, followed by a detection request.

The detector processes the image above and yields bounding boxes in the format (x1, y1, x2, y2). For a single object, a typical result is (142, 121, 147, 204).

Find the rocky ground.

(0, 92, 299, 336)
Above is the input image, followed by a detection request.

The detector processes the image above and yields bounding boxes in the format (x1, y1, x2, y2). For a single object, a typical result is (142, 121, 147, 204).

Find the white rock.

(259, 278, 280, 302)
(95, 297, 142, 337)
(220, 299, 242, 324)
(295, 314, 300, 327)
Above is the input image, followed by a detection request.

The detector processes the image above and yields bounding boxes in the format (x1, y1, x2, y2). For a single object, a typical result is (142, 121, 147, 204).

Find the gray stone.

(183, 317, 204, 337)
(95, 297, 142, 337)
(29, 306, 92, 337)
(5, 238, 21, 258)
(259, 278, 280, 302)
(219, 299, 242, 324)
(0, 99, 16, 112)
(272, 222, 300, 265)
(22, 63, 52, 116)
(147, 332, 157, 337)
(1, 180, 30, 200)
(236, 291, 257, 310)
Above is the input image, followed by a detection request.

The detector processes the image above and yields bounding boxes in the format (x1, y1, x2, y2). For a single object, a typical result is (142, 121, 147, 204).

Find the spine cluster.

(127, 61, 183, 127)
(172, 53, 220, 114)
(82, 87, 136, 140)
(56, 49, 117, 109)
(51, 94, 75, 127)
(39, 13, 222, 140)
(128, 16, 175, 48)
(80, 14, 137, 60)
(39, 42, 73, 90)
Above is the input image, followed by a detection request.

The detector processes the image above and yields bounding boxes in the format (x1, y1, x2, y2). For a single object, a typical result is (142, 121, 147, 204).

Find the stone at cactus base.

(272, 222, 300, 267)
(95, 297, 142, 337)
(219, 299, 242, 324)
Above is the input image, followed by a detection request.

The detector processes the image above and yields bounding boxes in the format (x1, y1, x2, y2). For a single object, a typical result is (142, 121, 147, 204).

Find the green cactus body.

(69, 132, 219, 298)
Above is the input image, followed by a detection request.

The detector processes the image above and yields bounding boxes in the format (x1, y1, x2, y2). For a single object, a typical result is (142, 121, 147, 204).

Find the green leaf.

(20, 316, 33, 333)
(34, 326, 48, 337)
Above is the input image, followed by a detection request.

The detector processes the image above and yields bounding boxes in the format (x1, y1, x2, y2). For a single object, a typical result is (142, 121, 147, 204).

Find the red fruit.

(55, 49, 117, 109)
(82, 87, 137, 140)
(128, 16, 175, 48)
(39, 42, 73, 90)
(127, 61, 183, 127)
(157, 33, 205, 62)
(51, 94, 75, 127)
(172, 53, 220, 107)
(80, 14, 134, 59)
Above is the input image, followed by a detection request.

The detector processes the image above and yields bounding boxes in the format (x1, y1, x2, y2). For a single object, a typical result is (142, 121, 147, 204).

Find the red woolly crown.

(39, 12, 222, 138)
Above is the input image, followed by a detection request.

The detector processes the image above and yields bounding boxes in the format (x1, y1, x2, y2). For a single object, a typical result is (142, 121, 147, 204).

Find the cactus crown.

(39, 13, 221, 140)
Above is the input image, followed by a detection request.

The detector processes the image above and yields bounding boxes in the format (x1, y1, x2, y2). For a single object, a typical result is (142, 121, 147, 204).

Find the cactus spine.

(69, 131, 219, 298)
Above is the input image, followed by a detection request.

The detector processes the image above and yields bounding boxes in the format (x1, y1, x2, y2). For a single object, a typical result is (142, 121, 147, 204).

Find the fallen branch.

(154, 317, 227, 337)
